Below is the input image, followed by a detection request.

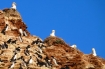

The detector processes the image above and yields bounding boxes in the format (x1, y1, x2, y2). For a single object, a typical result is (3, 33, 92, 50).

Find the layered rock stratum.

(0, 7, 105, 69)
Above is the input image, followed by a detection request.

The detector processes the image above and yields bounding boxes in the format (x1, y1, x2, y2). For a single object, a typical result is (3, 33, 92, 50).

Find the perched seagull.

(19, 27, 23, 36)
(51, 56, 58, 66)
(23, 31, 27, 36)
(5, 24, 9, 31)
(92, 48, 97, 56)
(18, 36, 23, 42)
(11, 2, 16, 10)
(50, 30, 55, 37)
(29, 56, 33, 64)
(71, 44, 77, 48)
(26, 56, 33, 65)
(38, 47, 42, 53)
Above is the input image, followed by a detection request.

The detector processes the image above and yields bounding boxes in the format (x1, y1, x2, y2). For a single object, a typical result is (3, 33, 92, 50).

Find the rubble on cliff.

(0, 5, 105, 69)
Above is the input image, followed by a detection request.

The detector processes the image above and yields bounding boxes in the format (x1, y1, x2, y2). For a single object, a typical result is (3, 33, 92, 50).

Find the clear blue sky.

(0, 1, 105, 58)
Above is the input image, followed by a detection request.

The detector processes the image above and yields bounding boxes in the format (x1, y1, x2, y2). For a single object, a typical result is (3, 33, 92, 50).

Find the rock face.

(0, 8, 105, 69)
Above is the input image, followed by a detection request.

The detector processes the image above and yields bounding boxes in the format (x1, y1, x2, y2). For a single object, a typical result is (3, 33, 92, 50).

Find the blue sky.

(0, 1, 105, 58)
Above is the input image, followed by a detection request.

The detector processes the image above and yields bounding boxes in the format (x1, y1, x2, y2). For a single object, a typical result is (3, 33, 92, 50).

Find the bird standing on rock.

(92, 48, 97, 56)
(50, 30, 55, 37)
(19, 27, 23, 36)
(11, 2, 16, 10)
(25, 56, 33, 66)
(29, 56, 33, 64)
(5, 24, 9, 31)
(18, 36, 23, 42)
(23, 30, 27, 36)
(71, 44, 77, 48)
(51, 56, 58, 66)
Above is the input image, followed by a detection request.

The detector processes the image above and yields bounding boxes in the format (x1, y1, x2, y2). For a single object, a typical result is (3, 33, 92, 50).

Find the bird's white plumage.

(5, 25, 8, 31)
(53, 58, 58, 65)
(50, 30, 55, 36)
(14, 54, 17, 59)
(23, 31, 27, 36)
(19, 28, 23, 36)
(38, 47, 42, 53)
(92, 48, 97, 56)
(71, 44, 77, 48)
(52, 57, 58, 66)
(29, 57, 33, 64)
(9, 62, 15, 69)
(19, 36, 23, 42)
(11, 2, 16, 10)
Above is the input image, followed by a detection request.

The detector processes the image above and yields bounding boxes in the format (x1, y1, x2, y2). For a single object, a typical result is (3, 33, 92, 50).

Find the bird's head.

(52, 30, 55, 33)
(92, 48, 95, 51)
(12, 2, 16, 6)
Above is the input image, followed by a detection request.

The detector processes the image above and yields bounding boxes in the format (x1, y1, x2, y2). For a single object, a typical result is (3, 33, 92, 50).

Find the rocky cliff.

(0, 7, 105, 69)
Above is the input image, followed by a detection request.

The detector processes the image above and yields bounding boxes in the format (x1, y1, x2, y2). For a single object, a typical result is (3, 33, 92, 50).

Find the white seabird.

(5, 24, 9, 31)
(29, 56, 33, 64)
(92, 48, 97, 56)
(38, 47, 42, 53)
(51, 56, 58, 66)
(50, 30, 55, 37)
(23, 31, 27, 36)
(11, 2, 16, 10)
(19, 27, 23, 36)
(71, 44, 77, 48)
(18, 36, 23, 42)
